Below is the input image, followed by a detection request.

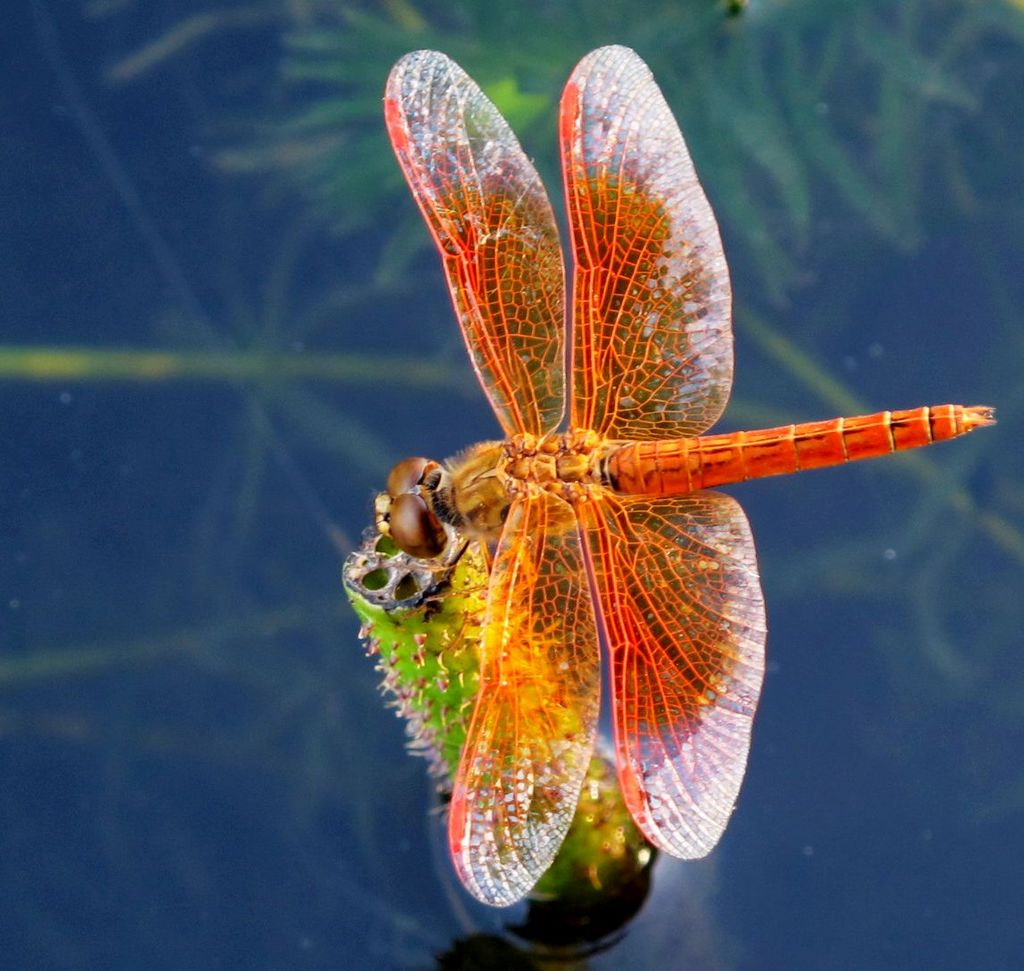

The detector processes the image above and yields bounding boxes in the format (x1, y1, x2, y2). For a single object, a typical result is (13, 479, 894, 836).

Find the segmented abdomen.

(604, 405, 995, 495)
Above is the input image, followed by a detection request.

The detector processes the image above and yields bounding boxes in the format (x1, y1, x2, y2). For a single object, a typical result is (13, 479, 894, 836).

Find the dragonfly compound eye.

(389, 492, 447, 558)
(386, 456, 436, 498)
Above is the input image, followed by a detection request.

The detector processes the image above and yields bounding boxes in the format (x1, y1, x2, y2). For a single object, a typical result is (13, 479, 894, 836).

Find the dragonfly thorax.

(443, 441, 510, 540)
(450, 432, 605, 537)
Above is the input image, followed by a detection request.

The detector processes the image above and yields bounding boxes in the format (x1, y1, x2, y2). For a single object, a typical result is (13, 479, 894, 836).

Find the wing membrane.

(580, 491, 765, 857)
(561, 45, 733, 439)
(385, 50, 566, 437)
(449, 491, 600, 905)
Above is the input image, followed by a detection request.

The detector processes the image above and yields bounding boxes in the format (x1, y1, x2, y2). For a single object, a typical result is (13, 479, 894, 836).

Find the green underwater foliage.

(153, 0, 1023, 307)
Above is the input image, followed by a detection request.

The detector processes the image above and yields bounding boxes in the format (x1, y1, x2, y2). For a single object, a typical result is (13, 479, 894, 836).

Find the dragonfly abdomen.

(604, 405, 995, 495)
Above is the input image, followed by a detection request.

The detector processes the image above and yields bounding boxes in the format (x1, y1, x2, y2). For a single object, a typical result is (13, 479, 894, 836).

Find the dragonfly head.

(381, 443, 509, 558)
(381, 456, 451, 559)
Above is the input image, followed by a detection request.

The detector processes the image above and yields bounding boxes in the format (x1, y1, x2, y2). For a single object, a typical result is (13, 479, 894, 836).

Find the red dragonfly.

(381, 45, 993, 906)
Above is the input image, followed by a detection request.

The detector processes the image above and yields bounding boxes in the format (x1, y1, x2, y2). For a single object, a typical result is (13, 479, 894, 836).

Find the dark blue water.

(3, 2, 1021, 968)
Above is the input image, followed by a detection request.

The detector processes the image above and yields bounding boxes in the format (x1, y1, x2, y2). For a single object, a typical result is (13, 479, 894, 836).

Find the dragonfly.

(380, 45, 993, 907)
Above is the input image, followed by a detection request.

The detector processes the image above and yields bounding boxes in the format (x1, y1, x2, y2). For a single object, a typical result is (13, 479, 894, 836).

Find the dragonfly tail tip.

(963, 405, 996, 431)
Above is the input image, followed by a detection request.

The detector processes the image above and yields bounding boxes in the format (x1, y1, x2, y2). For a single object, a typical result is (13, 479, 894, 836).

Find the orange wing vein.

(449, 490, 600, 905)
(561, 45, 733, 440)
(580, 491, 765, 857)
(385, 50, 566, 437)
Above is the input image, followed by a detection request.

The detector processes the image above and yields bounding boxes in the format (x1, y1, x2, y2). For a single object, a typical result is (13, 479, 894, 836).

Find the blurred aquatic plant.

(122, 0, 1021, 312)
(85, 0, 1024, 326)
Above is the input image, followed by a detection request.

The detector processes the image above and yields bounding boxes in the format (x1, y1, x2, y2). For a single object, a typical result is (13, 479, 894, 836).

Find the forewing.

(449, 492, 599, 906)
(561, 45, 733, 439)
(385, 50, 566, 437)
(580, 491, 765, 858)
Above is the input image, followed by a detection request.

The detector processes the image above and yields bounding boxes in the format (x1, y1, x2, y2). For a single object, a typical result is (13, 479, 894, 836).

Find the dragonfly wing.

(386, 50, 566, 437)
(561, 45, 732, 439)
(580, 491, 765, 857)
(449, 491, 600, 906)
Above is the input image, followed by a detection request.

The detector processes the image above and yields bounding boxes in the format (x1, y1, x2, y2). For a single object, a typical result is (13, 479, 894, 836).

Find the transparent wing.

(449, 491, 599, 906)
(385, 50, 566, 437)
(580, 491, 765, 857)
(561, 45, 733, 439)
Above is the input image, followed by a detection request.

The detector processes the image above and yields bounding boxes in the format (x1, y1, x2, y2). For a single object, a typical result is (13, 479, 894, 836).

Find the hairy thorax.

(445, 430, 605, 539)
